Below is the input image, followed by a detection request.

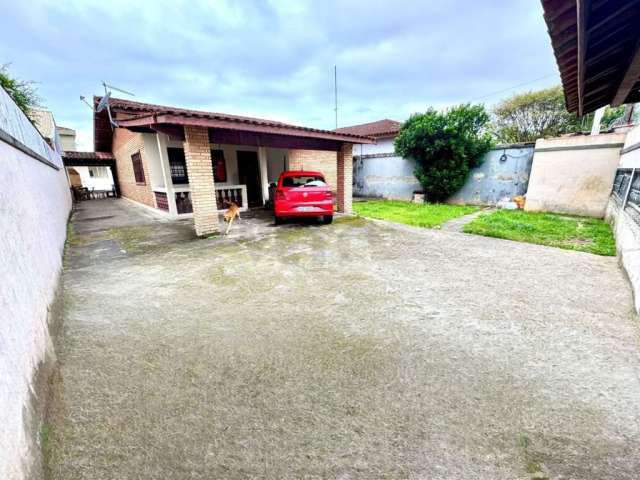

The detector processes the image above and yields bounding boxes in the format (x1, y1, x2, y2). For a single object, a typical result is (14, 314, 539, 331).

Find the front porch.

(148, 139, 288, 217)
(99, 98, 372, 236)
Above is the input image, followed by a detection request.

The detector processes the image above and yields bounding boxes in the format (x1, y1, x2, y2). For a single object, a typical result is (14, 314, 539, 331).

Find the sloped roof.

(63, 151, 114, 160)
(335, 119, 401, 138)
(94, 97, 374, 151)
(541, 0, 640, 115)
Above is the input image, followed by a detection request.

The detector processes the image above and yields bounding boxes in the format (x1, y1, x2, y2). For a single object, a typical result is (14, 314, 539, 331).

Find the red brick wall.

(112, 128, 155, 208)
(288, 149, 338, 192)
(183, 126, 219, 236)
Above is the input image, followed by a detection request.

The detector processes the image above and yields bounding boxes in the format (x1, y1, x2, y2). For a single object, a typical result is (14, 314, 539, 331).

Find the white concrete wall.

(525, 133, 626, 217)
(606, 199, 640, 314)
(620, 123, 640, 168)
(0, 88, 72, 480)
(352, 136, 395, 156)
(75, 166, 114, 190)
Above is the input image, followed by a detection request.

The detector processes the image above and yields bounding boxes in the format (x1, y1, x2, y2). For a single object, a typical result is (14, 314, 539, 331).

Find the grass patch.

(463, 210, 615, 256)
(353, 200, 479, 228)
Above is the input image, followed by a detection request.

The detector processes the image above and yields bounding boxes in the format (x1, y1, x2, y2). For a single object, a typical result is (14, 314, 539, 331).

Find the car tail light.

(276, 189, 285, 200)
(324, 191, 332, 199)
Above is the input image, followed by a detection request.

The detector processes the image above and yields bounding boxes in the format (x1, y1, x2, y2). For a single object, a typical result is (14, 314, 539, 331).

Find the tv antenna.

(95, 81, 135, 128)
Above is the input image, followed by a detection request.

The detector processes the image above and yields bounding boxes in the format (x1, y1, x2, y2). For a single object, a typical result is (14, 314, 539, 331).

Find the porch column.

(337, 143, 353, 214)
(156, 133, 178, 216)
(183, 125, 219, 236)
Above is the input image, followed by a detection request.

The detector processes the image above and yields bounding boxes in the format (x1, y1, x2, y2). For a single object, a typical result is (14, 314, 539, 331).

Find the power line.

(468, 73, 558, 102)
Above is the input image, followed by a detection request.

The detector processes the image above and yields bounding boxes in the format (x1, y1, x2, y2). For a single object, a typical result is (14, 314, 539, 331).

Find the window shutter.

(131, 152, 145, 184)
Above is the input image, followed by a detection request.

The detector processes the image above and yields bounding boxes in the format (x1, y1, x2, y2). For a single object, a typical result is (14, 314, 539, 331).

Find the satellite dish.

(96, 91, 111, 113)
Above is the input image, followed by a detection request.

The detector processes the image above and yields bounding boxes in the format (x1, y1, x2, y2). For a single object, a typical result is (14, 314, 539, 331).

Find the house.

(336, 119, 422, 200)
(30, 108, 63, 154)
(338, 118, 535, 204)
(75, 97, 373, 236)
(57, 126, 76, 151)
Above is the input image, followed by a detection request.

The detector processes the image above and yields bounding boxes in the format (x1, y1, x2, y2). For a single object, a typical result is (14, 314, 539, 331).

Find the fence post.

(622, 168, 636, 208)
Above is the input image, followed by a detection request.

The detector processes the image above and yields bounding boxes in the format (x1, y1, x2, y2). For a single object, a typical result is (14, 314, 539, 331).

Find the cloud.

(0, 0, 559, 150)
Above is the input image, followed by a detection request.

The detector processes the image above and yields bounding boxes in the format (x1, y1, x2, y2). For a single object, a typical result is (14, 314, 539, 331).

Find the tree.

(490, 86, 584, 143)
(601, 105, 626, 129)
(395, 104, 494, 202)
(0, 64, 41, 117)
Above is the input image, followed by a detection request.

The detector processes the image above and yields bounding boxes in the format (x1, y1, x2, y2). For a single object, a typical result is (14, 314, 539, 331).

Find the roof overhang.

(542, 0, 640, 115)
(116, 113, 374, 144)
(93, 97, 375, 151)
(62, 151, 115, 167)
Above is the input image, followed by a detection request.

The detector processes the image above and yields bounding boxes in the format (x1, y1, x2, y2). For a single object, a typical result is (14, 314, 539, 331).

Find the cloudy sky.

(0, 0, 559, 150)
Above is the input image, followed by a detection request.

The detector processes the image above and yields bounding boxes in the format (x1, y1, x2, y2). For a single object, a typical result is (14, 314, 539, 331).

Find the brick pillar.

(183, 126, 219, 236)
(337, 143, 353, 214)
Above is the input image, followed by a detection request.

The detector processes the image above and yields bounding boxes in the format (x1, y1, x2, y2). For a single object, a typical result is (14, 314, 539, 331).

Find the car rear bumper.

(275, 201, 333, 217)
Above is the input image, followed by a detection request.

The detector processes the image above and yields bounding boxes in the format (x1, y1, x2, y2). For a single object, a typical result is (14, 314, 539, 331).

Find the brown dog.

(223, 201, 241, 235)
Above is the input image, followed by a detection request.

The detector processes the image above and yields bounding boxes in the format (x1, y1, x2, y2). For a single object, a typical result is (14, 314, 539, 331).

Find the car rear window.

(282, 175, 327, 187)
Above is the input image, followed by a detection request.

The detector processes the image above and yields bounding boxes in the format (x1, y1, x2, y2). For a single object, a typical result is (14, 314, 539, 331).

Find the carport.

(62, 151, 120, 197)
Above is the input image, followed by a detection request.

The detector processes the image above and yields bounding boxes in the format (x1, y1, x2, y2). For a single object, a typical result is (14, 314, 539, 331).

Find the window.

(167, 148, 189, 184)
(282, 175, 327, 187)
(131, 152, 145, 184)
(88, 166, 108, 178)
(211, 149, 227, 183)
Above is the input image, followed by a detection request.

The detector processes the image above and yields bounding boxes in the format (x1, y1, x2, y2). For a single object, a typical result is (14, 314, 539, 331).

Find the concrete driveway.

(49, 199, 640, 479)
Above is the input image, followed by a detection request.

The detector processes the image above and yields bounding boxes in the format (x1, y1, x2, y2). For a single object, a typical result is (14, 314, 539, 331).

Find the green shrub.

(394, 104, 493, 202)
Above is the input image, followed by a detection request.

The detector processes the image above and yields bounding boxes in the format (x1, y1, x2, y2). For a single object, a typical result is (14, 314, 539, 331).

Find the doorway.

(237, 150, 263, 207)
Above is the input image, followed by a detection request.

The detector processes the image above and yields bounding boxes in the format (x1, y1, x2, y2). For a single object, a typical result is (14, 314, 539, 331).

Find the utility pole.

(334, 65, 338, 129)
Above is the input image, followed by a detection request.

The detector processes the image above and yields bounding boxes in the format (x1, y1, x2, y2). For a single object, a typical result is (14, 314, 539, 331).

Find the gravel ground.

(48, 199, 640, 479)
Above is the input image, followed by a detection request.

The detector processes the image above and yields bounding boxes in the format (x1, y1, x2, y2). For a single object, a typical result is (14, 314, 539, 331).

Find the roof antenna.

(79, 95, 93, 110)
(97, 81, 135, 129)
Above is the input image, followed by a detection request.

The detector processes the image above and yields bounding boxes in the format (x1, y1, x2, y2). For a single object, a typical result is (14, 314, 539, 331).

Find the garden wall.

(0, 86, 72, 479)
(352, 143, 533, 204)
(525, 133, 626, 217)
(448, 144, 534, 206)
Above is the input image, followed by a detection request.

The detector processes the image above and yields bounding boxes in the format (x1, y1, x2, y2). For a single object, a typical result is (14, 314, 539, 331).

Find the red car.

(274, 170, 334, 224)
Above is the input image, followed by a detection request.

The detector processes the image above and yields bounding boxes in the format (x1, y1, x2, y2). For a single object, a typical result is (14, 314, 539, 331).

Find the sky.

(0, 0, 560, 151)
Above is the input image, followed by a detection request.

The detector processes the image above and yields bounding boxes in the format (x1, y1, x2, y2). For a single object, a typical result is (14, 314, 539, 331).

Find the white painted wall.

(267, 148, 288, 183)
(74, 166, 114, 190)
(0, 88, 72, 480)
(143, 133, 165, 189)
(620, 123, 640, 168)
(526, 133, 627, 217)
(352, 136, 395, 156)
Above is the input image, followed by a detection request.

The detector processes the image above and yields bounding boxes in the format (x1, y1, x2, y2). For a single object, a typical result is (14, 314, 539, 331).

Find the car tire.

(322, 215, 333, 224)
(274, 215, 283, 225)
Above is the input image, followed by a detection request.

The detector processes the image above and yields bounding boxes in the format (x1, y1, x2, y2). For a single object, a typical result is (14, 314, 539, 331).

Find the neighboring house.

(57, 126, 76, 151)
(71, 97, 372, 236)
(31, 108, 63, 154)
(338, 119, 535, 204)
(336, 119, 421, 200)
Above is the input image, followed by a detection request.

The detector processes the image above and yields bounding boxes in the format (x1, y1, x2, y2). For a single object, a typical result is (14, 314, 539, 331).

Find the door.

(237, 150, 262, 207)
